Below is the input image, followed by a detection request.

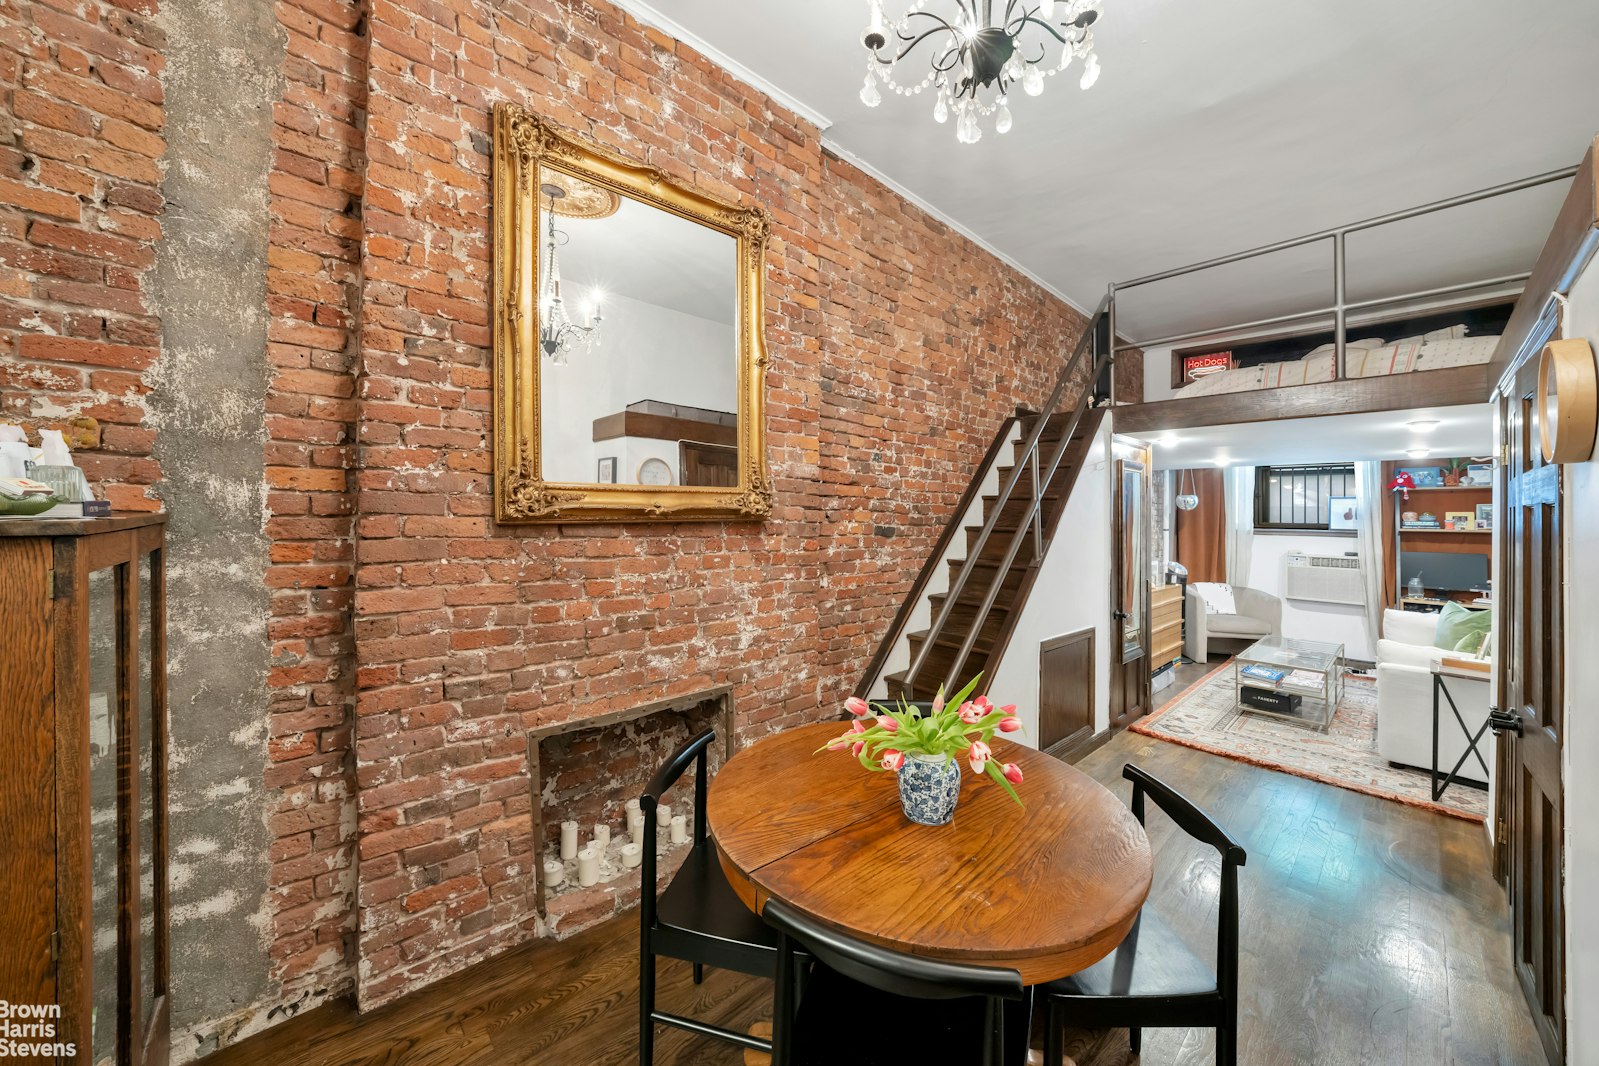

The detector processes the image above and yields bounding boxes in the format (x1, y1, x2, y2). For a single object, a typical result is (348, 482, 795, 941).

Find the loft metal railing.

(1106, 167, 1581, 371)
(900, 296, 1113, 699)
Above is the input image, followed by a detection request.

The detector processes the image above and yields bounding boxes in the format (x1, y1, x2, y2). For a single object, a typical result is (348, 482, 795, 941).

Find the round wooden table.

(707, 721, 1153, 985)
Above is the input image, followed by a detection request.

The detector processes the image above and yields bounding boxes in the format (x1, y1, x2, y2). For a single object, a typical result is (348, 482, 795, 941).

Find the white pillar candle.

(622, 842, 642, 869)
(543, 858, 565, 889)
(656, 802, 672, 827)
(577, 847, 599, 887)
(625, 797, 640, 814)
(627, 810, 646, 845)
(592, 823, 611, 851)
(560, 820, 579, 860)
(670, 814, 688, 844)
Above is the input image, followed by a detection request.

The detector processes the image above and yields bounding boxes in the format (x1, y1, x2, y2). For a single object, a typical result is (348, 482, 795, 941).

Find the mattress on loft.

(1174, 331, 1500, 398)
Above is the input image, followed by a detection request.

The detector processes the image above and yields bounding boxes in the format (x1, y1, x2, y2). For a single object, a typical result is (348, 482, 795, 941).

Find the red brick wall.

(349, 0, 1089, 1007)
(260, 0, 365, 1014)
(0, 0, 165, 510)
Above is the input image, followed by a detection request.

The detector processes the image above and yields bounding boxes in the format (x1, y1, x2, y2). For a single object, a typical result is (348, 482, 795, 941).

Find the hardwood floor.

(202, 702, 1545, 1066)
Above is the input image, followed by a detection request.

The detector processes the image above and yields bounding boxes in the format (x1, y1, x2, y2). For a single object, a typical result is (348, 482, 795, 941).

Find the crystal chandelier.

(859, 0, 1103, 143)
(538, 184, 602, 366)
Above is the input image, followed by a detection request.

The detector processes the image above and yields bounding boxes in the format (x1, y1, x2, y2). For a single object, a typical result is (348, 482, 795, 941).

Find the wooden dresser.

(1150, 582, 1184, 673)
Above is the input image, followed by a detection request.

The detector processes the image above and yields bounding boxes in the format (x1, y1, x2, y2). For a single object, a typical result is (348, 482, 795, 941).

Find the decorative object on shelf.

(1183, 350, 1233, 382)
(818, 676, 1024, 826)
(1474, 503, 1493, 531)
(1444, 511, 1474, 531)
(636, 457, 673, 486)
(858, 0, 1103, 143)
(1388, 470, 1416, 501)
(1537, 337, 1598, 463)
(596, 456, 617, 483)
(537, 184, 603, 366)
(1398, 466, 1439, 488)
(1440, 457, 1469, 486)
(1328, 495, 1357, 530)
(1174, 467, 1199, 511)
(1463, 463, 1492, 486)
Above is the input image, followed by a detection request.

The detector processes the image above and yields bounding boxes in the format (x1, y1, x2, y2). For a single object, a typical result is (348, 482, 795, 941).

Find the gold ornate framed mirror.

(491, 103, 772, 523)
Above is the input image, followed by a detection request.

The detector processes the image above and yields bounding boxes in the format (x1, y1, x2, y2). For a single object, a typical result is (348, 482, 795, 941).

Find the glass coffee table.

(1232, 637, 1345, 731)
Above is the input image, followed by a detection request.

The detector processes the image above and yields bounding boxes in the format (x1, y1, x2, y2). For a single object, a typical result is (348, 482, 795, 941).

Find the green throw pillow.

(1434, 601, 1491, 656)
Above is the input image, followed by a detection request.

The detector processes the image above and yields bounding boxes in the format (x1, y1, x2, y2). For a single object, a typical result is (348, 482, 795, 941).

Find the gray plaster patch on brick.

(150, 0, 286, 1058)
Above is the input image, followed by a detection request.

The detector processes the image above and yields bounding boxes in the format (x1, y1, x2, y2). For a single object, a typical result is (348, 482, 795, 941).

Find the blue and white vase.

(897, 753, 961, 826)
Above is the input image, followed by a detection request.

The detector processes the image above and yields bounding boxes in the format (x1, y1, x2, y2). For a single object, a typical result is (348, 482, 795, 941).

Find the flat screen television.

(1399, 551, 1489, 592)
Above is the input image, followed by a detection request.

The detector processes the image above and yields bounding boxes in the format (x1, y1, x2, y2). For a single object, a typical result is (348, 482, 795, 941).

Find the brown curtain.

(1174, 468, 1227, 584)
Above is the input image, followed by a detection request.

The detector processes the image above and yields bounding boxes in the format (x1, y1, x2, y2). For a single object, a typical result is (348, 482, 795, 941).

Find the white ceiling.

(554, 195, 737, 324)
(624, 0, 1599, 338)
(1134, 404, 1494, 471)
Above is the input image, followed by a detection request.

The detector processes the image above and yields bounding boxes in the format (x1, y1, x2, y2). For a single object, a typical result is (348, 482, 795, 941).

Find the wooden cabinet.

(1150, 583, 1184, 673)
(0, 515, 169, 1066)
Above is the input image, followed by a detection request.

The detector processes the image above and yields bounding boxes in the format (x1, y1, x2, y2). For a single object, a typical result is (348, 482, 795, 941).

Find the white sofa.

(1184, 585, 1282, 662)
(1375, 608, 1491, 785)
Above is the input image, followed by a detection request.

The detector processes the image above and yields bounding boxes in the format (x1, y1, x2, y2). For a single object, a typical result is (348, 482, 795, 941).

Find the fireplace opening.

(527, 688, 733, 936)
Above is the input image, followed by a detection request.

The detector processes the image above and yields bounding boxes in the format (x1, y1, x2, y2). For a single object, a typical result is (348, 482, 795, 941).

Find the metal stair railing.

(902, 295, 1113, 698)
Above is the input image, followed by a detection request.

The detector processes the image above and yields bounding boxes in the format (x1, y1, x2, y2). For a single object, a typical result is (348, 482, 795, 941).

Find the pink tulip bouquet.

(817, 674, 1024, 810)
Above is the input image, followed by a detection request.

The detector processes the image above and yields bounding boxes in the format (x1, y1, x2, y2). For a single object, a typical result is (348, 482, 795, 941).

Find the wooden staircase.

(882, 405, 1107, 701)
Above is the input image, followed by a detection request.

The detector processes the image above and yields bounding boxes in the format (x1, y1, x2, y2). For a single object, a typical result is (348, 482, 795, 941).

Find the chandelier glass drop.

(538, 184, 602, 366)
(859, 0, 1103, 143)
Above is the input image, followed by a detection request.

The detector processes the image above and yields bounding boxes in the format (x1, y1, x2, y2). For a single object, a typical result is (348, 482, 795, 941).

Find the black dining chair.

(638, 728, 779, 1064)
(1041, 763, 1248, 1066)
(766, 897, 1025, 1066)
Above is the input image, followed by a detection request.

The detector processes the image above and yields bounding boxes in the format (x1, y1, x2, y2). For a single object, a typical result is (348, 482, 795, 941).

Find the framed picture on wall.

(1328, 496, 1357, 530)
(597, 456, 617, 483)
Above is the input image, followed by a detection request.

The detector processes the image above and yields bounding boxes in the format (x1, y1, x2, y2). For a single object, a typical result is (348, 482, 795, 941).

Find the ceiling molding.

(605, 0, 834, 133)
(820, 136, 1096, 320)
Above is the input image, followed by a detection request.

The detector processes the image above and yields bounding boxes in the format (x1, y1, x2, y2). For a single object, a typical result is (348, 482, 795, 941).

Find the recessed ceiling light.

(1406, 419, 1441, 433)
(1407, 447, 1431, 459)
(1157, 435, 1179, 447)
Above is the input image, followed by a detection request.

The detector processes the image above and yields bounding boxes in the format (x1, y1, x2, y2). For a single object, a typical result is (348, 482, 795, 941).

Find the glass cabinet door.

(86, 564, 119, 1066)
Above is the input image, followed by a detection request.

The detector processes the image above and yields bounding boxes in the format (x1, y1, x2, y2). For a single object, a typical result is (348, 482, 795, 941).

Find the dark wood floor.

(203, 671, 1545, 1066)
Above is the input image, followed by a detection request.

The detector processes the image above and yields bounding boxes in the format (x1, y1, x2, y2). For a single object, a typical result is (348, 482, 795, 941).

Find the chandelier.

(859, 0, 1103, 143)
(538, 184, 602, 366)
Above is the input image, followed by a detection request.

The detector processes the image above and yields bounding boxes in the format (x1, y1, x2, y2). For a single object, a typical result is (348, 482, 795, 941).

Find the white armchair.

(1184, 585, 1282, 662)
(1375, 608, 1491, 785)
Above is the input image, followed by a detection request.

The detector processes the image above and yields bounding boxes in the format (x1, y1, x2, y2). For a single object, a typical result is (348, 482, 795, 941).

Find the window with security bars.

(1254, 464, 1356, 530)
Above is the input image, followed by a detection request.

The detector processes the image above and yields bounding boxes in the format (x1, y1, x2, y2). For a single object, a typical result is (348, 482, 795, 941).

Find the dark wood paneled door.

(1039, 628, 1094, 754)
(1110, 446, 1150, 730)
(1495, 355, 1565, 1065)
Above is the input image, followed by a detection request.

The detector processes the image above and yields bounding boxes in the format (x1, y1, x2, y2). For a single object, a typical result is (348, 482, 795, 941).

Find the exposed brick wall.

(0, 0, 165, 510)
(1, 0, 1099, 1037)
(349, 0, 1090, 1007)
(259, 0, 366, 1023)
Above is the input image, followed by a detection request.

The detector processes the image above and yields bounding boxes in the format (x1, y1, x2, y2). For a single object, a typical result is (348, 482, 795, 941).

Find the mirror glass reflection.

(536, 167, 740, 488)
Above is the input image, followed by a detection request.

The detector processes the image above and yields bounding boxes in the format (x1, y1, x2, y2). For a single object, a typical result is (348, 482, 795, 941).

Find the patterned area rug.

(1133, 660, 1487, 821)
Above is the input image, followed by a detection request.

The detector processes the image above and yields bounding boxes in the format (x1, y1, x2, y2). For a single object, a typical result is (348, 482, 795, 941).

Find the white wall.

(540, 292, 736, 483)
(1142, 345, 1176, 402)
(1245, 531, 1373, 661)
(1560, 253, 1599, 1066)
(991, 417, 1114, 743)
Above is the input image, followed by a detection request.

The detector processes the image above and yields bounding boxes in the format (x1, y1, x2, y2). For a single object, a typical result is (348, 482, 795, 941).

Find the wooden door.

(1039, 628, 1094, 754)
(679, 441, 738, 487)
(1495, 357, 1565, 1064)
(1110, 446, 1151, 729)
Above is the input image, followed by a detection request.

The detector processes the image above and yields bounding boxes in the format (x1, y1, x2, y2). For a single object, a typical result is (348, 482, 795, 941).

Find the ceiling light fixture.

(1406, 419, 1441, 433)
(859, 0, 1103, 144)
(538, 184, 603, 366)
(1157, 434, 1178, 447)
(1406, 447, 1431, 459)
